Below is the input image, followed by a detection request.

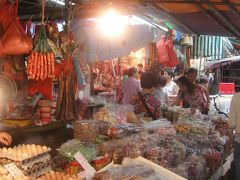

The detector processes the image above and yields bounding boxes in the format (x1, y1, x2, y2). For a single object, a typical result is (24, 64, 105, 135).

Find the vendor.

(173, 76, 209, 115)
(0, 132, 12, 146)
(132, 72, 160, 120)
(122, 67, 141, 105)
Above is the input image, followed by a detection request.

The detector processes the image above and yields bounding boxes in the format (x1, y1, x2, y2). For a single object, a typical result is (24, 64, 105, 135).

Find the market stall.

(0, 0, 237, 179)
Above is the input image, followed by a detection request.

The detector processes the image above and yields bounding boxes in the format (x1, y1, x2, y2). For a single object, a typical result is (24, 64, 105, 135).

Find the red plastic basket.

(219, 83, 235, 94)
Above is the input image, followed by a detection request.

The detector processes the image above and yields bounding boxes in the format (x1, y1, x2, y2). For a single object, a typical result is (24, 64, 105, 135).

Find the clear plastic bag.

(59, 139, 97, 161)
(101, 164, 155, 180)
(74, 120, 99, 142)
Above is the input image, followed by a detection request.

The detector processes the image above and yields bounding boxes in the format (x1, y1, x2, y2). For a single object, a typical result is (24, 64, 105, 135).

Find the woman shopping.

(122, 67, 141, 105)
(173, 76, 209, 115)
(132, 72, 160, 120)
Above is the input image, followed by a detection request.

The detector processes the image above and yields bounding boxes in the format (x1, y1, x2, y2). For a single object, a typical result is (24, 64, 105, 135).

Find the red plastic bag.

(164, 39, 179, 67)
(0, 1, 33, 56)
(156, 36, 170, 63)
(1, 17, 33, 55)
(28, 78, 53, 100)
(0, 2, 14, 35)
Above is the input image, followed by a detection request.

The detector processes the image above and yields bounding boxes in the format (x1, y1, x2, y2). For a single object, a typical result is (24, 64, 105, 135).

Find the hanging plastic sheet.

(73, 57, 86, 86)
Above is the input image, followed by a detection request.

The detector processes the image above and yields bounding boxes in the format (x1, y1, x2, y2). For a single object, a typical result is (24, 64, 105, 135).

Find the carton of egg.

(37, 171, 80, 180)
(0, 144, 51, 162)
(0, 165, 33, 180)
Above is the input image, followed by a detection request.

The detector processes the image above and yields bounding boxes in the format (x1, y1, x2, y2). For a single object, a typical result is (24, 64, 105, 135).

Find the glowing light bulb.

(97, 10, 127, 37)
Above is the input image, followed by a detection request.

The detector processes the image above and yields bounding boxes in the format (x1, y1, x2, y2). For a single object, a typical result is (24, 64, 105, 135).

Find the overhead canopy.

(146, 0, 240, 37)
(71, 21, 157, 62)
(18, 0, 240, 38)
(206, 56, 240, 70)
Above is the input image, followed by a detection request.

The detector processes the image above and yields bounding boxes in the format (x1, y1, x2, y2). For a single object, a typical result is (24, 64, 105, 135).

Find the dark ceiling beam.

(145, 0, 240, 6)
(194, 3, 239, 37)
(224, 0, 240, 17)
(144, 1, 199, 35)
(204, 3, 240, 38)
(19, 7, 66, 21)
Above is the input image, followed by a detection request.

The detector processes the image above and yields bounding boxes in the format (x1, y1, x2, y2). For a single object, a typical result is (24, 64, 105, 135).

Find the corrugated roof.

(17, 0, 240, 37)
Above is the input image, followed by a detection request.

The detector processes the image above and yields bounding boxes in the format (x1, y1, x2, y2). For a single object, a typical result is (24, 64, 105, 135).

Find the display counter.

(0, 122, 68, 150)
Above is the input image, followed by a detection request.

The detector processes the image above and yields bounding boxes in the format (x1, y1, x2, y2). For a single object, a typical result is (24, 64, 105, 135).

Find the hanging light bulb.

(97, 9, 127, 37)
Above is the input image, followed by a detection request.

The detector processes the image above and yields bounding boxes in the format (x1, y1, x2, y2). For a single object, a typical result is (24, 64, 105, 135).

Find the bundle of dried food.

(154, 126, 176, 136)
(175, 123, 191, 136)
(55, 62, 77, 122)
(202, 148, 222, 173)
(27, 26, 55, 80)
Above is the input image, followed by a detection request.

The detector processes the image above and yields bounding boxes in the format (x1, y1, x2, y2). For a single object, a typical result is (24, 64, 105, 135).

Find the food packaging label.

(74, 151, 96, 180)
(5, 163, 25, 178)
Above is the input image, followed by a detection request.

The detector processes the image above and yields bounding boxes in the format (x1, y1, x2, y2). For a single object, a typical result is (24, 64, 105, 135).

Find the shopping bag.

(156, 36, 170, 63)
(164, 39, 179, 67)
(0, 1, 33, 56)
(1, 17, 33, 55)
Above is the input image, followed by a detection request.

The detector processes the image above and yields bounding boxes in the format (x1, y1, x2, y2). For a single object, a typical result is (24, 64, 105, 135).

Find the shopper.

(199, 77, 209, 89)
(0, 132, 12, 146)
(163, 69, 179, 96)
(137, 63, 144, 76)
(228, 93, 240, 180)
(122, 67, 141, 105)
(154, 77, 169, 105)
(132, 72, 160, 120)
(122, 69, 129, 83)
(173, 76, 209, 115)
(186, 67, 198, 84)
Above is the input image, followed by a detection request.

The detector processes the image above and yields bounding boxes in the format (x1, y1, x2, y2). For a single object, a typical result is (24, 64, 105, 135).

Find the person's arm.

(0, 132, 12, 146)
(137, 80, 142, 92)
(171, 91, 183, 106)
(165, 92, 170, 105)
(172, 97, 182, 106)
(173, 83, 179, 95)
(202, 85, 210, 104)
(228, 94, 237, 129)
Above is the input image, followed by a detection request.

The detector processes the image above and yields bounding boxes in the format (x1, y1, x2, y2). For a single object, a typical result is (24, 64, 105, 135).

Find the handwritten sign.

(74, 151, 96, 180)
(4, 163, 25, 178)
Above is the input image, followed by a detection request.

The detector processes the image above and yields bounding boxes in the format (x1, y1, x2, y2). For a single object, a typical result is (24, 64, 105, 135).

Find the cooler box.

(219, 83, 235, 94)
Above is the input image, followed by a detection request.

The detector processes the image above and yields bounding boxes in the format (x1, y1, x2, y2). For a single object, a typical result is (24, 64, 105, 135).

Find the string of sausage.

(27, 51, 55, 80)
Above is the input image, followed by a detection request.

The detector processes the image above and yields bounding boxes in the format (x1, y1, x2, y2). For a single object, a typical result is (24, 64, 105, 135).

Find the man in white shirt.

(163, 69, 179, 96)
(229, 93, 240, 180)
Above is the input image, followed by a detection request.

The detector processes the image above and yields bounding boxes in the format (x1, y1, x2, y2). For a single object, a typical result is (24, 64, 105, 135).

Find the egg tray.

(0, 150, 51, 164)
(20, 154, 51, 172)
(0, 153, 51, 179)
(22, 161, 52, 178)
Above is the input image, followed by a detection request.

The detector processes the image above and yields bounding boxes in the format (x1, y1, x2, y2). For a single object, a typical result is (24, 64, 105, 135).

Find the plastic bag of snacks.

(74, 120, 99, 142)
(93, 164, 155, 180)
(59, 139, 97, 161)
(154, 125, 176, 136)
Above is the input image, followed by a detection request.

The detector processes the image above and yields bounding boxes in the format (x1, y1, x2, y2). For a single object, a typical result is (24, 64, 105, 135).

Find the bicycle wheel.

(218, 111, 228, 119)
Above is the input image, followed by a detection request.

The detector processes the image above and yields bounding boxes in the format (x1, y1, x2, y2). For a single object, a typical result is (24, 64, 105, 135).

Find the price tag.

(4, 163, 25, 178)
(74, 151, 96, 180)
